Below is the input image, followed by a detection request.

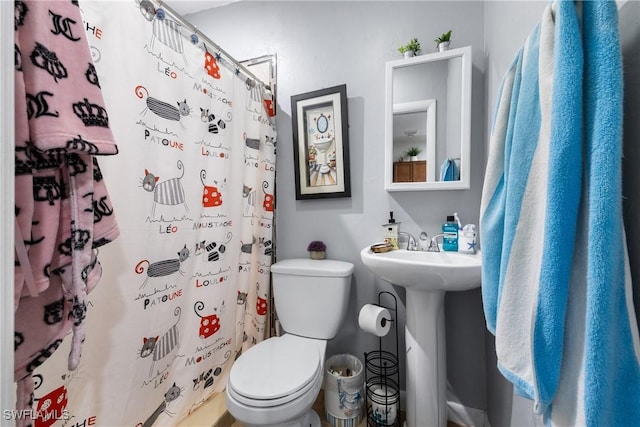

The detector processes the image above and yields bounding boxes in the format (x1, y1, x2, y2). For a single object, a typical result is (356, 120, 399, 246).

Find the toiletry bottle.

(458, 224, 477, 254)
(383, 211, 400, 250)
(442, 215, 459, 251)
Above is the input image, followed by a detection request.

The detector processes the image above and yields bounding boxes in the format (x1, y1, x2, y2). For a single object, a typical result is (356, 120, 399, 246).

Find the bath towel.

(480, 0, 640, 423)
(14, 0, 119, 421)
(439, 157, 459, 182)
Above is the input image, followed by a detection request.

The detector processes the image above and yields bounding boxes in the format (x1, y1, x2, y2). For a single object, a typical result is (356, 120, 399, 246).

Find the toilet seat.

(228, 335, 321, 408)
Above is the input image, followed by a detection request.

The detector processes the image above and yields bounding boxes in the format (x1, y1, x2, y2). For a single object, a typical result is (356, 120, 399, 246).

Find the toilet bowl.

(224, 258, 354, 427)
(225, 334, 326, 427)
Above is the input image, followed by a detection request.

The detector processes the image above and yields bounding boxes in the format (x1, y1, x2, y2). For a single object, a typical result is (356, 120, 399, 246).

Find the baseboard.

(179, 392, 233, 427)
(398, 390, 488, 427)
(447, 400, 491, 427)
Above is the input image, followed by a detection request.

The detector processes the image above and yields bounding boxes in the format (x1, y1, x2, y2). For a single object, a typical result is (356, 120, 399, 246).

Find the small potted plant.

(307, 240, 327, 260)
(406, 146, 422, 161)
(398, 38, 421, 59)
(434, 30, 452, 52)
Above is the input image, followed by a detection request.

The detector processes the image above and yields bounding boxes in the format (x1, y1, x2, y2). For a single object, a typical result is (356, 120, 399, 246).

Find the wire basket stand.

(364, 291, 401, 427)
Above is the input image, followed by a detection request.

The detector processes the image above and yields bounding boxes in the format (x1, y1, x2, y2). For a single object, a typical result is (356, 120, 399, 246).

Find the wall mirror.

(385, 46, 472, 191)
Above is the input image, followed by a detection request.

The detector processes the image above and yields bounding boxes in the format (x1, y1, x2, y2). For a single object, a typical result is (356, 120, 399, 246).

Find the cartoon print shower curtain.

(30, 1, 276, 425)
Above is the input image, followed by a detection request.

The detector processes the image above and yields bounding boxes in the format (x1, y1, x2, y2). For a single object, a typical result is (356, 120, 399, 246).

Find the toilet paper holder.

(363, 292, 401, 426)
(379, 316, 391, 329)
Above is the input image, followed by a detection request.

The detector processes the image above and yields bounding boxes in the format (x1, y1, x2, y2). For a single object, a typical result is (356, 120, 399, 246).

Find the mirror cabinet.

(384, 46, 472, 191)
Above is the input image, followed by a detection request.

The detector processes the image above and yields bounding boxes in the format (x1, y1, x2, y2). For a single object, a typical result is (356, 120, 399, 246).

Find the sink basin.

(360, 247, 481, 291)
(360, 245, 482, 427)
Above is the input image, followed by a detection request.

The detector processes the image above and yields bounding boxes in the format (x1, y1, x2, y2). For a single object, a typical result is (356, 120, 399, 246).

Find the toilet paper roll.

(358, 304, 391, 337)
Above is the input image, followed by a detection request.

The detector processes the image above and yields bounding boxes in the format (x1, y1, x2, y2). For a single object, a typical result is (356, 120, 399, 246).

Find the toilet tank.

(271, 259, 354, 340)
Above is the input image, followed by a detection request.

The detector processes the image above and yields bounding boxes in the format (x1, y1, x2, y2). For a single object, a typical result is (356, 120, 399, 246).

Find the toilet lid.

(229, 335, 321, 401)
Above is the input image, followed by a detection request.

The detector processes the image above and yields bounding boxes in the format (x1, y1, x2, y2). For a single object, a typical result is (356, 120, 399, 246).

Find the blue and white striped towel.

(480, 0, 640, 424)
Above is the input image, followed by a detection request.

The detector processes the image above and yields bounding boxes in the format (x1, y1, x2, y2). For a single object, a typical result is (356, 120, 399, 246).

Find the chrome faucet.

(398, 232, 418, 251)
(427, 233, 445, 252)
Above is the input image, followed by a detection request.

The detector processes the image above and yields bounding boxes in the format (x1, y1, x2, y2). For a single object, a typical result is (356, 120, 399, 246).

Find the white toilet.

(225, 258, 354, 427)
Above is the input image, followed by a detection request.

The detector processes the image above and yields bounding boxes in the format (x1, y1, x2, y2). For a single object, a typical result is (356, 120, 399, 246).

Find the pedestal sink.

(360, 246, 482, 427)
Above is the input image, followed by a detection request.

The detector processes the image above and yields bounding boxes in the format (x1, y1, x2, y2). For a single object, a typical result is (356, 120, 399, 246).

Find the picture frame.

(291, 84, 351, 200)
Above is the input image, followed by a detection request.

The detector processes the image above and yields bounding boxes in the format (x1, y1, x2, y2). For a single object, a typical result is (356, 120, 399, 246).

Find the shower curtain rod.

(154, 0, 271, 91)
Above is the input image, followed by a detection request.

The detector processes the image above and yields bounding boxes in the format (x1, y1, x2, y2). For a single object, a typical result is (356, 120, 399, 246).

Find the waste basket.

(324, 354, 364, 427)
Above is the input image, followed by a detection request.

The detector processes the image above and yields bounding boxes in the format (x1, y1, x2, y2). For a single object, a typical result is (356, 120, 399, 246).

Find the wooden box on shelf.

(393, 160, 426, 183)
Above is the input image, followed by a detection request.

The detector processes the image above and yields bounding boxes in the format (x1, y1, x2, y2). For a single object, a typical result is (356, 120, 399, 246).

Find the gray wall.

(483, 4, 547, 425)
(188, 1, 488, 411)
(484, 1, 640, 426)
(619, 0, 640, 370)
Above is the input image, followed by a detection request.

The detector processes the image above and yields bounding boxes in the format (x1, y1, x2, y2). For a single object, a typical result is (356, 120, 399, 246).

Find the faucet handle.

(418, 231, 429, 251)
(427, 237, 441, 252)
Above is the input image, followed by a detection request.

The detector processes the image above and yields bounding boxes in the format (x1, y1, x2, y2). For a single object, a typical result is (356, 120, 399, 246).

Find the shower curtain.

(29, 1, 276, 425)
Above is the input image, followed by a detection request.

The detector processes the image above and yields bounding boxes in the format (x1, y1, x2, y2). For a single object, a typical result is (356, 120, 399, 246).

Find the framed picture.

(291, 84, 351, 200)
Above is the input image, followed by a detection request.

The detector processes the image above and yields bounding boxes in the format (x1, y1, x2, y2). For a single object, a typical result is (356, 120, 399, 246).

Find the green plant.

(398, 38, 421, 54)
(434, 30, 452, 45)
(406, 146, 422, 157)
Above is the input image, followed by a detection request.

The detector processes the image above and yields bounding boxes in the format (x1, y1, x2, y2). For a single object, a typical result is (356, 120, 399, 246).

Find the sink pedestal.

(405, 288, 447, 427)
(359, 247, 481, 427)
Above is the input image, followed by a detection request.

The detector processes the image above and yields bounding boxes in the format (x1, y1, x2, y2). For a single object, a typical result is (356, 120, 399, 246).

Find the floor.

(224, 390, 370, 427)
(181, 389, 463, 427)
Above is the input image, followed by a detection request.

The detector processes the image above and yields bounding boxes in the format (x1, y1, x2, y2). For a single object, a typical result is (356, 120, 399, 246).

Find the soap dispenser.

(442, 215, 459, 251)
(383, 211, 400, 250)
(459, 224, 477, 254)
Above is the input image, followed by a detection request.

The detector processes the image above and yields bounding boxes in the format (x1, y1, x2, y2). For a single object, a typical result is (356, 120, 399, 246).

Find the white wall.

(188, 1, 488, 410)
